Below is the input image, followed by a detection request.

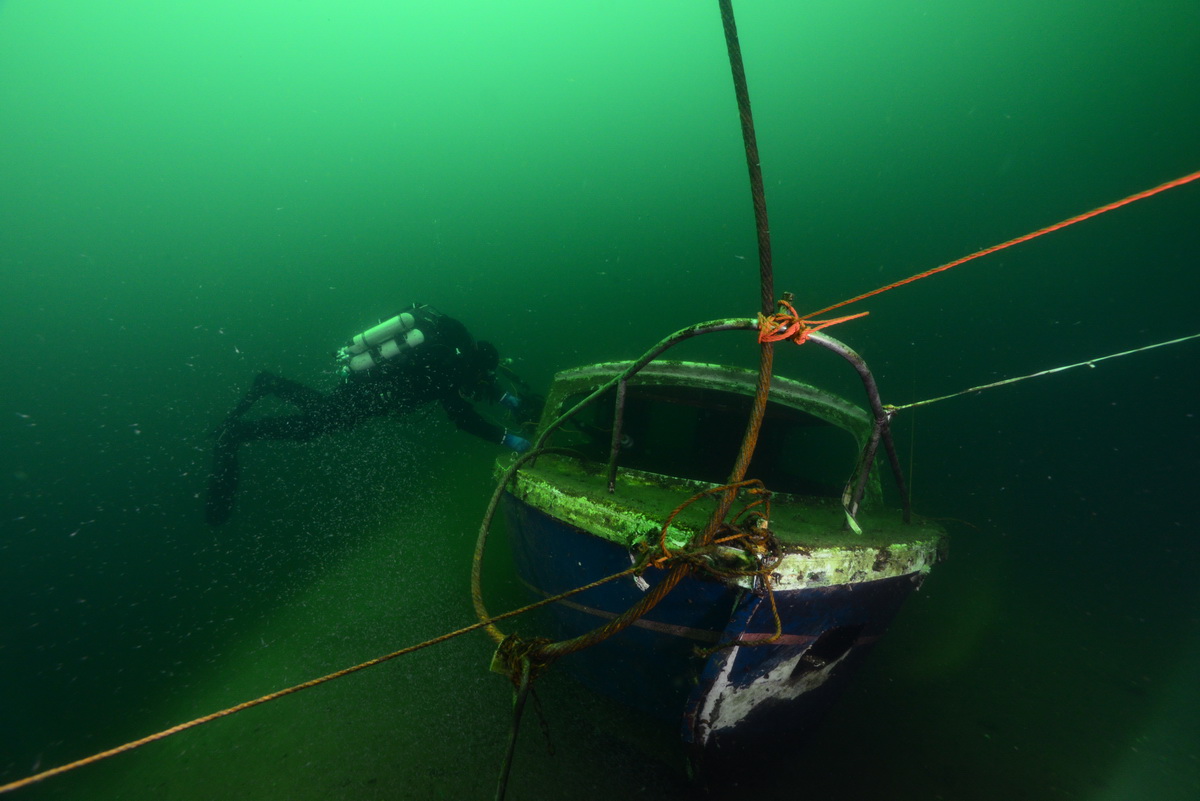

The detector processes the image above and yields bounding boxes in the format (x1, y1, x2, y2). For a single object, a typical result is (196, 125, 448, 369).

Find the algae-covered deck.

(505, 454, 947, 591)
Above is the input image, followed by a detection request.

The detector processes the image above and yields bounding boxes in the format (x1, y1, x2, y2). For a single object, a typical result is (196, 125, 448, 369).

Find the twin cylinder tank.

(337, 313, 427, 373)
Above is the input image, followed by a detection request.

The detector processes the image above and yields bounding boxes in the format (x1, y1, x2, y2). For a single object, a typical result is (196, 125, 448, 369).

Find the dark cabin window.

(557, 385, 857, 498)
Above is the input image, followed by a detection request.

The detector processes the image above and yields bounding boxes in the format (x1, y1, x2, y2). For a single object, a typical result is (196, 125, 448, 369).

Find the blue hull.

(503, 491, 927, 768)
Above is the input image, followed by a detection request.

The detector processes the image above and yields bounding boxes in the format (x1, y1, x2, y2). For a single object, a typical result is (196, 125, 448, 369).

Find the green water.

(2, 1, 1197, 798)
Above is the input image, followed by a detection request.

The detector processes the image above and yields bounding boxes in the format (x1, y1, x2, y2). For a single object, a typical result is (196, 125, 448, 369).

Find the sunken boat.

(495, 328, 947, 774)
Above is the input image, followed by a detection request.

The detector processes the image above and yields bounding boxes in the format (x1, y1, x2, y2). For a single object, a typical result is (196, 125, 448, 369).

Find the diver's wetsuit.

(205, 305, 520, 526)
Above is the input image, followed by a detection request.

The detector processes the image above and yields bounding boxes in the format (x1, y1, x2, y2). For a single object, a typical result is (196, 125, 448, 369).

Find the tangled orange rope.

(757, 299, 869, 345)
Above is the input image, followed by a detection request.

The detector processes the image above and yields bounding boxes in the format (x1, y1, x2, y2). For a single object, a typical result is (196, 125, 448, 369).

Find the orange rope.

(0, 565, 644, 796)
(804, 168, 1200, 319)
(757, 299, 869, 345)
(653, 479, 765, 563)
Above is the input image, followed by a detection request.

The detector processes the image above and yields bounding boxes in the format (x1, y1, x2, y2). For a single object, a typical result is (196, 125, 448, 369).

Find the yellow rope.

(0, 565, 641, 796)
(890, 332, 1200, 412)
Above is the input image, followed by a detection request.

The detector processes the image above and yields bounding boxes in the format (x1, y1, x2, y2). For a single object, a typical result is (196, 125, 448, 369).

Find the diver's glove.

(498, 392, 521, 410)
(502, 430, 532, 453)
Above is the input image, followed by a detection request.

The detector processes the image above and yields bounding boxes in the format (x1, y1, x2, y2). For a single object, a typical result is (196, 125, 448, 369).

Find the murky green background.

(2, 1, 1197, 798)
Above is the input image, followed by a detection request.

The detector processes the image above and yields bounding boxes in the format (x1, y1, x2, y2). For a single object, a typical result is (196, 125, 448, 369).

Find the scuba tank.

(335, 312, 427, 375)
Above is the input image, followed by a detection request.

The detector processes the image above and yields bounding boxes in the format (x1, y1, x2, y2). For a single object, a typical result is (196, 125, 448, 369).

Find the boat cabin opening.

(548, 364, 870, 500)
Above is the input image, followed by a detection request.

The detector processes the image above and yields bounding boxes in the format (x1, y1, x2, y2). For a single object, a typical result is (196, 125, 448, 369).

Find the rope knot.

(489, 633, 554, 687)
(757, 297, 869, 345)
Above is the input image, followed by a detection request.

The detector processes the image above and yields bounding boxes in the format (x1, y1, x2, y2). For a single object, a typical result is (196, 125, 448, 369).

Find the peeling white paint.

(753, 543, 940, 592)
(704, 645, 853, 735)
(693, 646, 740, 747)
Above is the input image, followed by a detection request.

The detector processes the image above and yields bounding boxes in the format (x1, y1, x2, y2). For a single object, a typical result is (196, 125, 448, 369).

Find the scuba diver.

(204, 303, 540, 526)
